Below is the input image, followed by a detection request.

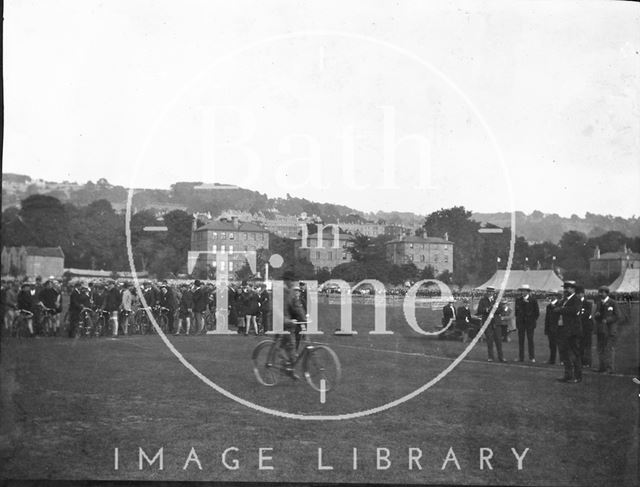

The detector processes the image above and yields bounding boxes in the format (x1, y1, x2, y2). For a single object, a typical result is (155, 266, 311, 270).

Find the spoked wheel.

(252, 340, 282, 386)
(158, 314, 169, 334)
(303, 345, 342, 392)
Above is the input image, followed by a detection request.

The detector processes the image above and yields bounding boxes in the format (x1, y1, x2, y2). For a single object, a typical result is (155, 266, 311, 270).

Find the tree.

(19, 195, 70, 248)
(423, 206, 482, 286)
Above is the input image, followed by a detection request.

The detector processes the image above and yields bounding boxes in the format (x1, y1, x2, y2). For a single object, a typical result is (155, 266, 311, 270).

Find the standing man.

(68, 281, 90, 338)
(576, 285, 594, 368)
(441, 297, 457, 330)
(544, 291, 561, 364)
(515, 284, 540, 363)
(476, 286, 505, 362)
(594, 285, 620, 374)
(554, 281, 583, 383)
(103, 280, 122, 338)
(120, 282, 134, 336)
(192, 280, 209, 334)
(176, 284, 193, 335)
(160, 284, 178, 334)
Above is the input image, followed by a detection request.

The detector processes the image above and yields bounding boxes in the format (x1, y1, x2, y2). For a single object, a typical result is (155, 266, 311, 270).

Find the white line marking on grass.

(330, 343, 635, 377)
(320, 379, 327, 404)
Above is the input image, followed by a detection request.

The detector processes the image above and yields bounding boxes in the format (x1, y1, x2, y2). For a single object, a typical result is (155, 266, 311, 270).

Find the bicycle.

(11, 309, 34, 340)
(133, 307, 152, 334)
(94, 309, 111, 337)
(152, 305, 170, 333)
(76, 307, 96, 338)
(38, 305, 59, 337)
(251, 321, 341, 392)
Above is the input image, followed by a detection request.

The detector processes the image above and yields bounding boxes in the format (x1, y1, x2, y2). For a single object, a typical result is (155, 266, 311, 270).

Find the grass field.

(0, 302, 638, 485)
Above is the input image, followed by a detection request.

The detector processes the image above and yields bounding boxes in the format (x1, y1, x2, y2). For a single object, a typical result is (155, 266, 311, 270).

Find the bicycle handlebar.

(17, 309, 33, 317)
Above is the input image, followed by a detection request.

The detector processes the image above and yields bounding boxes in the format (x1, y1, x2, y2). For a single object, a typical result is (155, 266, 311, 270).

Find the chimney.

(231, 216, 240, 229)
(594, 245, 600, 259)
(444, 232, 449, 241)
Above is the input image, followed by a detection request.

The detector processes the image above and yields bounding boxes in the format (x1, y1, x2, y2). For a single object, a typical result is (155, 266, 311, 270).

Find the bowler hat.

(598, 285, 610, 293)
(486, 286, 496, 292)
(194, 280, 202, 287)
(563, 280, 577, 289)
(519, 284, 531, 291)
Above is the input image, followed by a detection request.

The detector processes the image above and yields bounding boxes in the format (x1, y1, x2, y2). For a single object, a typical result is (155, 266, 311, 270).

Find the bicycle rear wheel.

(303, 345, 341, 392)
(252, 340, 281, 386)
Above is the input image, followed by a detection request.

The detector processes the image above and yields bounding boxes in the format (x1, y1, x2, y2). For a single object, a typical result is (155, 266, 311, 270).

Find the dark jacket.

(578, 298, 593, 333)
(515, 295, 540, 329)
(17, 290, 35, 312)
(441, 303, 456, 327)
(553, 293, 582, 336)
(476, 295, 497, 325)
(103, 287, 122, 312)
(544, 300, 560, 335)
(192, 286, 209, 313)
(594, 296, 620, 335)
(179, 289, 193, 311)
(160, 288, 178, 310)
(70, 288, 91, 315)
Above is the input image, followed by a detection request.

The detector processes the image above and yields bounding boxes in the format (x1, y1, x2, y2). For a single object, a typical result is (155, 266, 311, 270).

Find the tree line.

(1, 197, 638, 286)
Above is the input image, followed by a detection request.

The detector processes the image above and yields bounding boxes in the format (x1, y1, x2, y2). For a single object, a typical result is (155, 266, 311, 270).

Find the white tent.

(609, 268, 639, 293)
(476, 270, 564, 292)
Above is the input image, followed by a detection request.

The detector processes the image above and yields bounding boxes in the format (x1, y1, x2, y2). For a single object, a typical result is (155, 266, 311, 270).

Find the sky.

(3, 0, 640, 217)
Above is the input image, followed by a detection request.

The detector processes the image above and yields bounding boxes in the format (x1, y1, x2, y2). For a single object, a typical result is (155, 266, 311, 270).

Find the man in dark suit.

(553, 281, 583, 383)
(594, 285, 620, 373)
(576, 285, 594, 368)
(476, 287, 505, 362)
(69, 281, 91, 338)
(543, 291, 561, 364)
(441, 298, 457, 328)
(515, 284, 540, 363)
(192, 280, 209, 334)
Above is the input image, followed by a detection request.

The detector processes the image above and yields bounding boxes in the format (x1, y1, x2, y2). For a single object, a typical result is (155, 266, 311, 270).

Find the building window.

(229, 245, 234, 254)
(342, 253, 347, 260)
(221, 232, 226, 240)
(444, 255, 449, 263)
(420, 255, 425, 262)
(409, 244, 414, 249)
(212, 245, 217, 252)
(242, 232, 247, 240)
(316, 251, 321, 260)
(229, 233, 235, 240)
(212, 232, 217, 240)
(229, 262, 234, 271)
(221, 245, 226, 252)
(328, 252, 333, 260)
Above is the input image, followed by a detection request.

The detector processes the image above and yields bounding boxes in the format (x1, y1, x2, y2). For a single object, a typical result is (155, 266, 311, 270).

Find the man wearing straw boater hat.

(553, 280, 583, 383)
(515, 284, 540, 363)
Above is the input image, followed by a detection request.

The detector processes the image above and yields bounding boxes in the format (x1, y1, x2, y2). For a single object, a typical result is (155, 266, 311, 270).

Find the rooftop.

(194, 220, 267, 233)
(385, 235, 453, 245)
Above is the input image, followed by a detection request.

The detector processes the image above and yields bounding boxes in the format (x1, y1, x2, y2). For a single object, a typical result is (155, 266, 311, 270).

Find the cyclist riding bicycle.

(281, 271, 307, 376)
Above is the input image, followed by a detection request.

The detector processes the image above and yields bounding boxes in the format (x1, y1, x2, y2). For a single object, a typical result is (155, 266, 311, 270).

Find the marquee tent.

(476, 270, 564, 292)
(608, 268, 639, 293)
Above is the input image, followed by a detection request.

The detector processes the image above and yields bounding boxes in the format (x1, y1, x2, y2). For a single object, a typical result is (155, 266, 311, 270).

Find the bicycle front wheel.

(303, 345, 342, 392)
(252, 340, 280, 386)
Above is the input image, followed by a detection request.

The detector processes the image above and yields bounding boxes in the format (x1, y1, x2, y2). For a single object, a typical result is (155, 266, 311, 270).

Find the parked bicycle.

(38, 305, 59, 337)
(11, 309, 34, 340)
(76, 307, 96, 338)
(251, 321, 341, 392)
